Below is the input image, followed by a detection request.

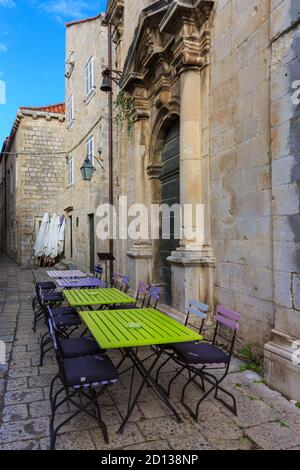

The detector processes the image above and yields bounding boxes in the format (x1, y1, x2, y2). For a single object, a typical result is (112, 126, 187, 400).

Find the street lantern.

(80, 158, 95, 181)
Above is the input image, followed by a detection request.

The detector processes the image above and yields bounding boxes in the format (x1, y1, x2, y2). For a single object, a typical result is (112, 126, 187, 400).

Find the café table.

(47, 270, 87, 279)
(63, 288, 136, 308)
(79, 307, 202, 433)
(56, 278, 106, 289)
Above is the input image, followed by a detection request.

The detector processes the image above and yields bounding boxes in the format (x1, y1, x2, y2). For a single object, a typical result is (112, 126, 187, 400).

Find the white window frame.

(67, 156, 74, 187)
(87, 136, 94, 164)
(86, 57, 94, 98)
(67, 95, 74, 127)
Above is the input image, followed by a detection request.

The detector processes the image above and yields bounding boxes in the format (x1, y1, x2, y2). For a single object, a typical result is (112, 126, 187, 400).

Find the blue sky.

(0, 0, 107, 144)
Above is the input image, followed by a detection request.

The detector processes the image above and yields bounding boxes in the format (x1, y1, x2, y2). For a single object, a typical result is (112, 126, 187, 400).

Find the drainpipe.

(108, 21, 114, 279)
(4, 153, 7, 250)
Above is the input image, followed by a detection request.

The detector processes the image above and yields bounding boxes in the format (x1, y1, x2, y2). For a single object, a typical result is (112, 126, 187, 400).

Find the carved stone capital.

(160, 0, 214, 35)
(172, 36, 204, 73)
(160, 0, 214, 73)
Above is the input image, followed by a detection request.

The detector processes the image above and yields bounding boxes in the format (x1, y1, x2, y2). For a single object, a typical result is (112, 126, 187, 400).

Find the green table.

(79, 307, 202, 433)
(63, 288, 135, 308)
(79, 308, 202, 349)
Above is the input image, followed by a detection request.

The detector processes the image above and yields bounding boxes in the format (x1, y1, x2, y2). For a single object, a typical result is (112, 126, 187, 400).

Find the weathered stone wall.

(264, 0, 300, 400)
(0, 111, 66, 266)
(108, 0, 275, 350)
(107, 0, 300, 396)
(210, 0, 274, 351)
(62, 17, 109, 273)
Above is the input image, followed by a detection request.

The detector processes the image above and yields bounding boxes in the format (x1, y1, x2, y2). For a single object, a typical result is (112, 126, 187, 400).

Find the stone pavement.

(1, 253, 300, 451)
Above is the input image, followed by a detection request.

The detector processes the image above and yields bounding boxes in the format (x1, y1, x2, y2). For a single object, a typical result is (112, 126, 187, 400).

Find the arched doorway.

(159, 118, 180, 304)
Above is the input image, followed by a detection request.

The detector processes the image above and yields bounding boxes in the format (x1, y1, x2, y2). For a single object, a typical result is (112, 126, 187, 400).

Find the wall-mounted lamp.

(80, 155, 104, 182)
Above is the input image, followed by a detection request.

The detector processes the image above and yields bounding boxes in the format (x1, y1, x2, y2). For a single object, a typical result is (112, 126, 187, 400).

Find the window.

(87, 136, 94, 164)
(67, 157, 74, 186)
(86, 57, 94, 98)
(67, 95, 74, 127)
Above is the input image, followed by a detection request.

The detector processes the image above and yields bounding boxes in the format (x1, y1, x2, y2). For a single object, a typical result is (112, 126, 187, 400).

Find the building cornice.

(1, 107, 65, 156)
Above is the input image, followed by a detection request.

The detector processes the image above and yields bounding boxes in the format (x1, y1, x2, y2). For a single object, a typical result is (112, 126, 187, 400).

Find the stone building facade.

(0, 104, 66, 265)
(61, 14, 109, 273)
(105, 0, 300, 399)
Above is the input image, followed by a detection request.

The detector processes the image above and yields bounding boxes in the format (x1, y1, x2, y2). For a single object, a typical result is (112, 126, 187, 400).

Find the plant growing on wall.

(114, 91, 134, 134)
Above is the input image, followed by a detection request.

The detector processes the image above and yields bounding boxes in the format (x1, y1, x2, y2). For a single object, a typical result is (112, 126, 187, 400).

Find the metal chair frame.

(94, 266, 103, 279)
(165, 306, 240, 421)
(47, 319, 121, 450)
(40, 304, 81, 366)
(155, 300, 209, 384)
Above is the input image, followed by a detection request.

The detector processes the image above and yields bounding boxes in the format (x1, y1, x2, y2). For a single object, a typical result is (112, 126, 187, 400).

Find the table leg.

(117, 347, 182, 434)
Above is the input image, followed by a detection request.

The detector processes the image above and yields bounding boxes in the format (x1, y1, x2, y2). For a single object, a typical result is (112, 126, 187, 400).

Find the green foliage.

(114, 91, 134, 134)
(253, 379, 267, 385)
(239, 344, 263, 375)
(277, 419, 289, 428)
(295, 402, 300, 409)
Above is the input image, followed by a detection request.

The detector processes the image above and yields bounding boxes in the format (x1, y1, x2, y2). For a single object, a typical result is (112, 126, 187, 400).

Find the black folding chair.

(40, 304, 82, 366)
(47, 318, 120, 450)
(166, 305, 241, 421)
(32, 273, 58, 332)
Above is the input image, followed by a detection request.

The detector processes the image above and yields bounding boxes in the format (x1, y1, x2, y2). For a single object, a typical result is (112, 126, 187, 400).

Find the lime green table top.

(63, 288, 135, 307)
(79, 308, 202, 349)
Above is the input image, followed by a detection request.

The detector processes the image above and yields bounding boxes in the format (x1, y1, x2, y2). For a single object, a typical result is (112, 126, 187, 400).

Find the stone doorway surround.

(121, 0, 216, 312)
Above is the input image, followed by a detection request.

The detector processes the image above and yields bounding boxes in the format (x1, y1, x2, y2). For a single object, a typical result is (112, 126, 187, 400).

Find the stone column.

(127, 90, 153, 289)
(160, 3, 215, 311)
(168, 62, 215, 311)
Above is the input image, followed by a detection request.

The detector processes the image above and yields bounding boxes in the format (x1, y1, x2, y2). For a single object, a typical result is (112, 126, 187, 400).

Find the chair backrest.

(47, 317, 65, 376)
(46, 305, 55, 323)
(120, 275, 130, 293)
(136, 281, 150, 307)
(111, 273, 120, 288)
(48, 317, 58, 352)
(94, 266, 103, 279)
(31, 269, 37, 286)
(39, 287, 45, 306)
(185, 300, 209, 335)
(146, 286, 161, 308)
(213, 305, 241, 354)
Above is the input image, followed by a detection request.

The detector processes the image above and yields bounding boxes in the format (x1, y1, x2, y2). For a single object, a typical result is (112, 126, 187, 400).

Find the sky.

(0, 0, 107, 145)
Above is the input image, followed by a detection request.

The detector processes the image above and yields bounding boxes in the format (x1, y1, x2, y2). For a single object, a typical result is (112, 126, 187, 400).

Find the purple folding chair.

(146, 285, 161, 308)
(111, 273, 120, 289)
(166, 305, 241, 420)
(119, 275, 130, 294)
(112, 281, 149, 310)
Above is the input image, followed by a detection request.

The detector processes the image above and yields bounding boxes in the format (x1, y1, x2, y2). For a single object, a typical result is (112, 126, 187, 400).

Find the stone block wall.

(17, 113, 66, 265)
(210, 0, 274, 352)
(1, 111, 66, 266)
(62, 16, 109, 273)
(264, 0, 300, 400)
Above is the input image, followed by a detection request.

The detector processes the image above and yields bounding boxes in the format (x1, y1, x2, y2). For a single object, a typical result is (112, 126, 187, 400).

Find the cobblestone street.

(1, 253, 300, 451)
